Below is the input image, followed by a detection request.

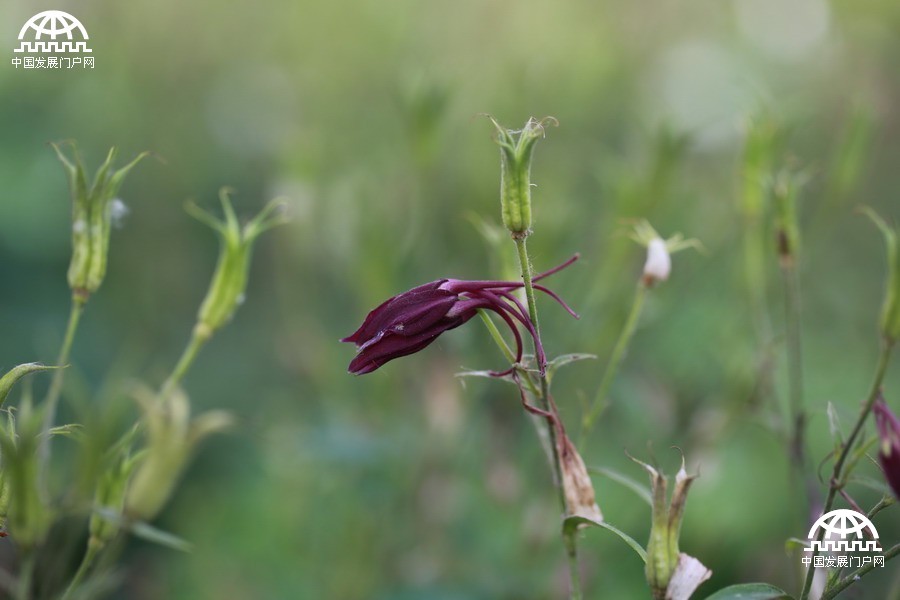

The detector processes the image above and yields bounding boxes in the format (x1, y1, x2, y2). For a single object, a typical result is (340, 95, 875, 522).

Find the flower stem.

(159, 325, 211, 400)
(564, 529, 584, 600)
(799, 339, 894, 600)
(820, 541, 900, 600)
(62, 538, 102, 600)
(513, 236, 581, 600)
(39, 298, 86, 487)
(582, 282, 646, 437)
(781, 262, 806, 468)
(16, 549, 34, 600)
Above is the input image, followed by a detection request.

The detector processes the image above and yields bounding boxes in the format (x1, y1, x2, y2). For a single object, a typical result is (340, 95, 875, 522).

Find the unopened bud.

(629, 220, 700, 287)
(643, 238, 671, 285)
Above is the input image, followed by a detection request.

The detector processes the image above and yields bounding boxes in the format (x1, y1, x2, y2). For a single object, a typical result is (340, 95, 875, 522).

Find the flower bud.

(643, 238, 671, 285)
(874, 396, 900, 500)
(52, 143, 147, 303)
(629, 220, 700, 287)
(861, 208, 900, 343)
(0, 399, 53, 549)
(771, 168, 806, 267)
(125, 386, 233, 521)
(90, 448, 142, 546)
(632, 455, 710, 600)
(489, 116, 555, 238)
(186, 189, 289, 340)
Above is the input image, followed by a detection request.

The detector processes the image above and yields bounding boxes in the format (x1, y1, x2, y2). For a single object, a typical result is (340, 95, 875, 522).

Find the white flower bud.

(643, 237, 671, 285)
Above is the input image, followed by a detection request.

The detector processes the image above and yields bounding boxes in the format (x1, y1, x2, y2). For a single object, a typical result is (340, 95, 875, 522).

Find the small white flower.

(643, 237, 672, 284)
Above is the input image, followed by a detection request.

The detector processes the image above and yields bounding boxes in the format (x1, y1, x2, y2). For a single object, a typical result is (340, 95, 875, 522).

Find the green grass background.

(1, 0, 899, 597)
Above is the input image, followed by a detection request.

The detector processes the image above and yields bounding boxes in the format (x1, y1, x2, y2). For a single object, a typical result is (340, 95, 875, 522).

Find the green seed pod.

(0, 400, 53, 549)
(631, 455, 701, 600)
(52, 143, 147, 303)
(186, 189, 289, 339)
(125, 386, 232, 521)
(489, 117, 555, 238)
(89, 448, 143, 545)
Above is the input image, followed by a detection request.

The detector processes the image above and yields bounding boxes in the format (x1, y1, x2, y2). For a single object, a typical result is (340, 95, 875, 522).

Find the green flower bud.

(0, 365, 61, 541)
(52, 143, 147, 303)
(489, 116, 556, 238)
(186, 189, 289, 339)
(125, 386, 232, 521)
(631, 455, 709, 600)
(89, 447, 143, 546)
(862, 207, 900, 343)
(0, 400, 53, 549)
(771, 168, 808, 266)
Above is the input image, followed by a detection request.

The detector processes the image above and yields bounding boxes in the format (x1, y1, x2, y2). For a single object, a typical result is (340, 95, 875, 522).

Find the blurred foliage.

(1, 0, 900, 597)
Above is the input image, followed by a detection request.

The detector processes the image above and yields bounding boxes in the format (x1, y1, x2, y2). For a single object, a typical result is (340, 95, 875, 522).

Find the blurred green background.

(2, 0, 900, 597)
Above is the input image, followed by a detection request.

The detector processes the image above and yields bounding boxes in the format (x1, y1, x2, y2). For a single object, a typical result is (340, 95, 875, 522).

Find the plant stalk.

(159, 326, 210, 400)
(39, 298, 86, 487)
(799, 340, 894, 600)
(820, 542, 900, 600)
(513, 236, 581, 600)
(62, 538, 102, 599)
(582, 282, 646, 437)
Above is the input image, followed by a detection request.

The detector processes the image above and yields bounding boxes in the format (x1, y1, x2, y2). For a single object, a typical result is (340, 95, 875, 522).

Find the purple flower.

(874, 397, 900, 500)
(342, 255, 579, 375)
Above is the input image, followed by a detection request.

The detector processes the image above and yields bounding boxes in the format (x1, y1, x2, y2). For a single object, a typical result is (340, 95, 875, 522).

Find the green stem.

(45, 299, 85, 410)
(159, 326, 210, 400)
(866, 496, 895, 520)
(564, 530, 584, 600)
(820, 542, 900, 600)
(799, 340, 894, 600)
(478, 309, 517, 364)
(582, 282, 646, 436)
(477, 310, 542, 399)
(513, 236, 581, 600)
(781, 262, 806, 469)
(39, 298, 85, 487)
(62, 538, 102, 599)
(16, 549, 34, 600)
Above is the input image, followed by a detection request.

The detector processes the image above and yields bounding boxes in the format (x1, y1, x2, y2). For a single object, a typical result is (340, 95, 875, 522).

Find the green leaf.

(546, 353, 597, 382)
(0, 363, 59, 406)
(130, 521, 193, 552)
(454, 370, 517, 385)
(847, 475, 893, 496)
(590, 466, 652, 506)
(704, 583, 793, 600)
(563, 515, 647, 563)
(826, 402, 843, 450)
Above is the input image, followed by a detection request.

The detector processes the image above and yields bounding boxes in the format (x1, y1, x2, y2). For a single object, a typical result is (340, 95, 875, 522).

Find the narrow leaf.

(130, 521, 193, 552)
(0, 363, 59, 406)
(563, 515, 647, 563)
(590, 466, 653, 506)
